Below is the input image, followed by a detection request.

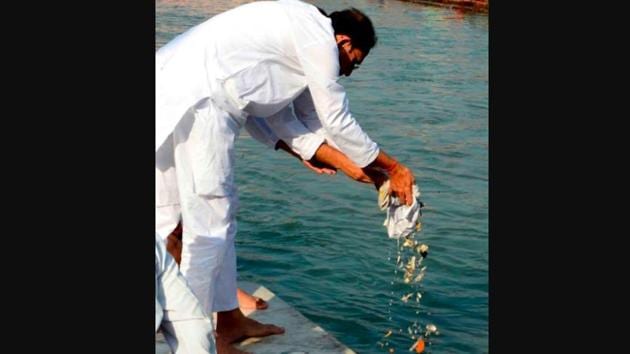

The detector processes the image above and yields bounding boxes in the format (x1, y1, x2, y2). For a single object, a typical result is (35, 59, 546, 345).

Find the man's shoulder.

(278, 0, 325, 20)
(279, 0, 333, 44)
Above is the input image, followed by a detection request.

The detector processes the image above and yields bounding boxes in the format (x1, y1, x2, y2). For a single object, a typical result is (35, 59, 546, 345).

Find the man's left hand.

(303, 159, 337, 175)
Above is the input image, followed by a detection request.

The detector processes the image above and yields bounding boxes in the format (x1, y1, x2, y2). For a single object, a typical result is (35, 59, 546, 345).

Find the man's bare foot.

(216, 334, 251, 354)
(237, 288, 268, 310)
(217, 308, 285, 344)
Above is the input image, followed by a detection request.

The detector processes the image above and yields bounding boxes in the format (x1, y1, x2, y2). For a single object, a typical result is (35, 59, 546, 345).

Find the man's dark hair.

(329, 8, 378, 53)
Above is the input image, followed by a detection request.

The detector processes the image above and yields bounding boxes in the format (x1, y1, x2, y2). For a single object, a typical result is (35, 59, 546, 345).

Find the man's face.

(338, 40, 367, 77)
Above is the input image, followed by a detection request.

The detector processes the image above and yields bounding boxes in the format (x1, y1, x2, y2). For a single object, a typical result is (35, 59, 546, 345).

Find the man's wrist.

(386, 160, 400, 173)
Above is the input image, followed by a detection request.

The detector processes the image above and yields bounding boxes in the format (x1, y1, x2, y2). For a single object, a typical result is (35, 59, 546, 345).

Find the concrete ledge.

(156, 282, 356, 354)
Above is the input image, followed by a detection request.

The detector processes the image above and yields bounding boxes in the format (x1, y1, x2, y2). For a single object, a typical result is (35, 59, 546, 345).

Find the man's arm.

(311, 143, 387, 189)
(291, 90, 408, 195)
(275, 139, 336, 175)
(277, 138, 387, 190)
(284, 9, 416, 203)
(255, 100, 396, 193)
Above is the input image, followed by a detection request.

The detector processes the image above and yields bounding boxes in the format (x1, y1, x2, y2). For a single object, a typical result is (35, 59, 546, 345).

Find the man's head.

(329, 8, 378, 77)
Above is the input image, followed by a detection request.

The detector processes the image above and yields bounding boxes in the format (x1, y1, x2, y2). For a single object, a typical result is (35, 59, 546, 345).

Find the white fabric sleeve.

(274, 2, 379, 166)
(293, 88, 340, 150)
(243, 116, 279, 148)
(265, 105, 325, 160)
(289, 28, 379, 167)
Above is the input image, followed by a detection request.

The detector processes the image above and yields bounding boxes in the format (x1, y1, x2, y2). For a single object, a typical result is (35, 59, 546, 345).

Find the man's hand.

(367, 150, 417, 205)
(364, 168, 387, 191)
(276, 140, 338, 175)
(303, 159, 337, 175)
(388, 162, 415, 206)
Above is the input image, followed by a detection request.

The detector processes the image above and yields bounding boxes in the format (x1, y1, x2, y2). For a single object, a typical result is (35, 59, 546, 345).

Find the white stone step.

(156, 281, 356, 354)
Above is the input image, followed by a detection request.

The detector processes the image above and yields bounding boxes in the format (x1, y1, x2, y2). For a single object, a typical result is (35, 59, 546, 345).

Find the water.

(156, 1, 488, 352)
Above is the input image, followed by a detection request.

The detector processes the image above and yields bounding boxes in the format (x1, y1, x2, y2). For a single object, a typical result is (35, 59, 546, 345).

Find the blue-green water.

(156, 1, 488, 353)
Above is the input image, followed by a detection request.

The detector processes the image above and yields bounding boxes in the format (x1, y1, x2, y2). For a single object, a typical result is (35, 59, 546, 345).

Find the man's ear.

(335, 34, 352, 46)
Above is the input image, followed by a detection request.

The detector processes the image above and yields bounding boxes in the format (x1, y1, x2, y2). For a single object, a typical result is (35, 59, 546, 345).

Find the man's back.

(155, 0, 338, 150)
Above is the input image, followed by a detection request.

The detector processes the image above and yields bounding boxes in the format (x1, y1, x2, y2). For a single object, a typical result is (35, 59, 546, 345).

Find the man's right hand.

(388, 162, 415, 206)
(368, 150, 416, 206)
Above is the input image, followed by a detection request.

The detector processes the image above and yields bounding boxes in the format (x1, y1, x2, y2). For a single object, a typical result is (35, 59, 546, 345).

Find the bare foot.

(217, 308, 285, 344)
(237, 288, 268, 310)
(216, 334, 251, 354)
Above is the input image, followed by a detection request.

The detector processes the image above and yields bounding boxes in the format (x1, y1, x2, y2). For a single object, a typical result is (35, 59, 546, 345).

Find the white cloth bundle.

(378, 180, 423, 239)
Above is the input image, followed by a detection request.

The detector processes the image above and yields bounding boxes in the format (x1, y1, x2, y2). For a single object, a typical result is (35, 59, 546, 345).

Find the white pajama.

(156, 133, 181, 240)
(157, 99, 241, 314)
(156, 233, 216, 354)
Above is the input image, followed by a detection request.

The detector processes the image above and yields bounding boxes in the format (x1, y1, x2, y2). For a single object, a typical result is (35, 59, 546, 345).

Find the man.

(155, 1, 415, 352)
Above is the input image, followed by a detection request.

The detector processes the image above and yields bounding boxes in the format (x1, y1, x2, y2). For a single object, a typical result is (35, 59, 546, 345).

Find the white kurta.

(155, 0, 380, 315)
(243, 89, 339, 160)
(156, 0, 379, 165)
